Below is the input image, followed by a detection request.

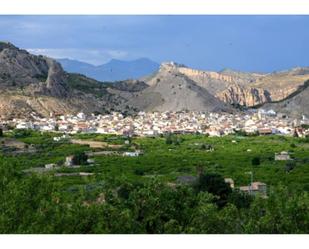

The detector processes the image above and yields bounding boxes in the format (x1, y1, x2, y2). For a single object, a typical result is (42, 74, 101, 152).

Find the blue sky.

(0, 15, 308, 72)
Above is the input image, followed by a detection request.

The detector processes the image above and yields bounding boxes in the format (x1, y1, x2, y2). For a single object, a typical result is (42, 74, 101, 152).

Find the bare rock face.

(163, 62, 309, 107)
(118, 62, 308, 114)
(0, 42, 49, 88)
(0, 42, 132, 118)
(0, 41, 68, 98)
(126, 62, 232, 112)
(262, 80, 309, 118)
(217, 84, 271, 106)
(44, 58, 69, 97)
(0, 42, 308, 118)
(252, 69, 309, 102)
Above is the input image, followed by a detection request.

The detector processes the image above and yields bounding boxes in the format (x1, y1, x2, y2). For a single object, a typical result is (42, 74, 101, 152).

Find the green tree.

(251, 156, 261, 166)
(285, 161, 296, 173)
(72, 151, 88, 165)
(165, 134, 173, 145)
(195, 173, 232, 208)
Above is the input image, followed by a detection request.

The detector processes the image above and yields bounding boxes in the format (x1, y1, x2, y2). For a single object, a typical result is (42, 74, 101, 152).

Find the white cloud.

(26, 48, 129, 65)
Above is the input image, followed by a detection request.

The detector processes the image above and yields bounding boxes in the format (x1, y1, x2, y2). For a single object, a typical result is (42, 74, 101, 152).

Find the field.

(1, 130, 309, 233)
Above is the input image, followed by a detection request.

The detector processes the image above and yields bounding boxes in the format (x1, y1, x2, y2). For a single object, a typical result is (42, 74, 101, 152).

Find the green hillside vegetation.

(1, 131, 309, 233)
(66, 73, 109, 98)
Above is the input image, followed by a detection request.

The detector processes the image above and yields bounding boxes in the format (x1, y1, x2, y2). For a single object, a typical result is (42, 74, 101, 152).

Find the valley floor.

(1, 131, 309, 233)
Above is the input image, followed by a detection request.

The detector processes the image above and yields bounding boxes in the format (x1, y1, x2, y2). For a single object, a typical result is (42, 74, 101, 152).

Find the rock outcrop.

(125, 62, 232, 112)
(0, 42, 133, 119)
(0, 42, 308, 118)
(161, 62, 309, 107)
(0, 42, 49, 88)
(217, 84, 271, 106)
(0, 42, 69, 98)
(262, 80, 309, 118)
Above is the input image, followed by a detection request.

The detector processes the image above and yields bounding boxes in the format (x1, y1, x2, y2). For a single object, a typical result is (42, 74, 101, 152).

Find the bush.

(13, 129, 32, 138)
(228, 190, 252, 209)
(195, 173, 232, 208)
(285, 161, 296, 173)
(251, 156, 261, 166)
(165, 134, 183, 146)
(72, 152, 88, 165)
(134, 168, 145, 176)
(201, 144, 213, 151)
(165, 134, 173, 145)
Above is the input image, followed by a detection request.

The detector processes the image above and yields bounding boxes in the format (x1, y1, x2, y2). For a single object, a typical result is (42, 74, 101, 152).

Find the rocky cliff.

(167, 63, 309, 107)
(262, 80, 309, 118)
(123, 62, 232, 112)
(0, 42, 131, 119)
(217, 84, 271, 107)
(0, 42, 308, 118)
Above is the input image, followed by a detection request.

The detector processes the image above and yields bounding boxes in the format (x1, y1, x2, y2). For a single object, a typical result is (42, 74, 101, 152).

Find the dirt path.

(71, 139, 123, 149)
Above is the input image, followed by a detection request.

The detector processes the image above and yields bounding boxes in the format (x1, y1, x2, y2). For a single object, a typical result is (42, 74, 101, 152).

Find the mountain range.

(57, 58, 160, 82)
(0, 42, 132, 119)
(0, 42, 308, 119)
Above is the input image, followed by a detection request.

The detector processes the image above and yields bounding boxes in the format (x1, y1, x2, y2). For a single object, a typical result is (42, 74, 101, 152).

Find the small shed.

(275, 151, 291, 161)
(45, 163, 56, 169)
(65, 155, 74, 167)
(224, 178, 235, 189)
(239, 182, 267, 197)
(122, 150, 143, 157)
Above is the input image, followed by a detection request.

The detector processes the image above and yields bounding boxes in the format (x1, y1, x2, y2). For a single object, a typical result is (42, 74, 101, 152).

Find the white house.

(45, 163, 57, 169)
(122, 150, 142, 157)
(77, 112, 86, 120)
(16, 122, 34, 129)
(275, 151, 291, 161)
(239, 182, 267, 197)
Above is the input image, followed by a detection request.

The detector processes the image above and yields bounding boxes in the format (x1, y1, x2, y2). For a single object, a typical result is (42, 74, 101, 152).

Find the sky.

(0, 15, 308, 72)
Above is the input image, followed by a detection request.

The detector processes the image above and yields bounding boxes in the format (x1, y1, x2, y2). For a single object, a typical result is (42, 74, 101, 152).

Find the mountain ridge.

(108, 61, 232, 113)
(57, 57, 160, 82)
(159, 62, 309, 107)
(0, 42, 308, 119)
(0, 42, 134, 119)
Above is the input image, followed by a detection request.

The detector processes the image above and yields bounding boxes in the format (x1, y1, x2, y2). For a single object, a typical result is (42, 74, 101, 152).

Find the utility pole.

(245, 171, 253, 195)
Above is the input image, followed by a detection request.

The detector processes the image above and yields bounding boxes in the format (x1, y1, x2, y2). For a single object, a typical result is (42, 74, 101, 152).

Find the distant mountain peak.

(58, 57, 160, 82)
(58, 58, 94, 66)
(108, 58, 124, 64)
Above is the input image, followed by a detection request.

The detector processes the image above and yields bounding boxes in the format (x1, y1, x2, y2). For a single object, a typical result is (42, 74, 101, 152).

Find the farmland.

(1, 130, 309, 233)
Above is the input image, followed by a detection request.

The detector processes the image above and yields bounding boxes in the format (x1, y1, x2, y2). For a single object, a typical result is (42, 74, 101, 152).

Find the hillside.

(122, 62, 231, 112)
(262, 80, 309, 117)
(0, 42, 132, 119)
(171, 64, 309, 107)
(0, 42, 308, 118)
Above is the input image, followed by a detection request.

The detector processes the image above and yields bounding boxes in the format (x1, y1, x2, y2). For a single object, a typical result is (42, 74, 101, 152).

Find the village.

(1, 109, 308, 137)
(1, 110, 308, 200)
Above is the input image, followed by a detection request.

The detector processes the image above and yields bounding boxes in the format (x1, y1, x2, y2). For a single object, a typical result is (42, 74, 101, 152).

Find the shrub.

(285, 161, 296, 173)
(72, 152, 88, 165)
(251, 156, 261, 166)
(290, 143, 296, 148)
(195, 173, 232, 208)
(134, 168, 145, 176)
